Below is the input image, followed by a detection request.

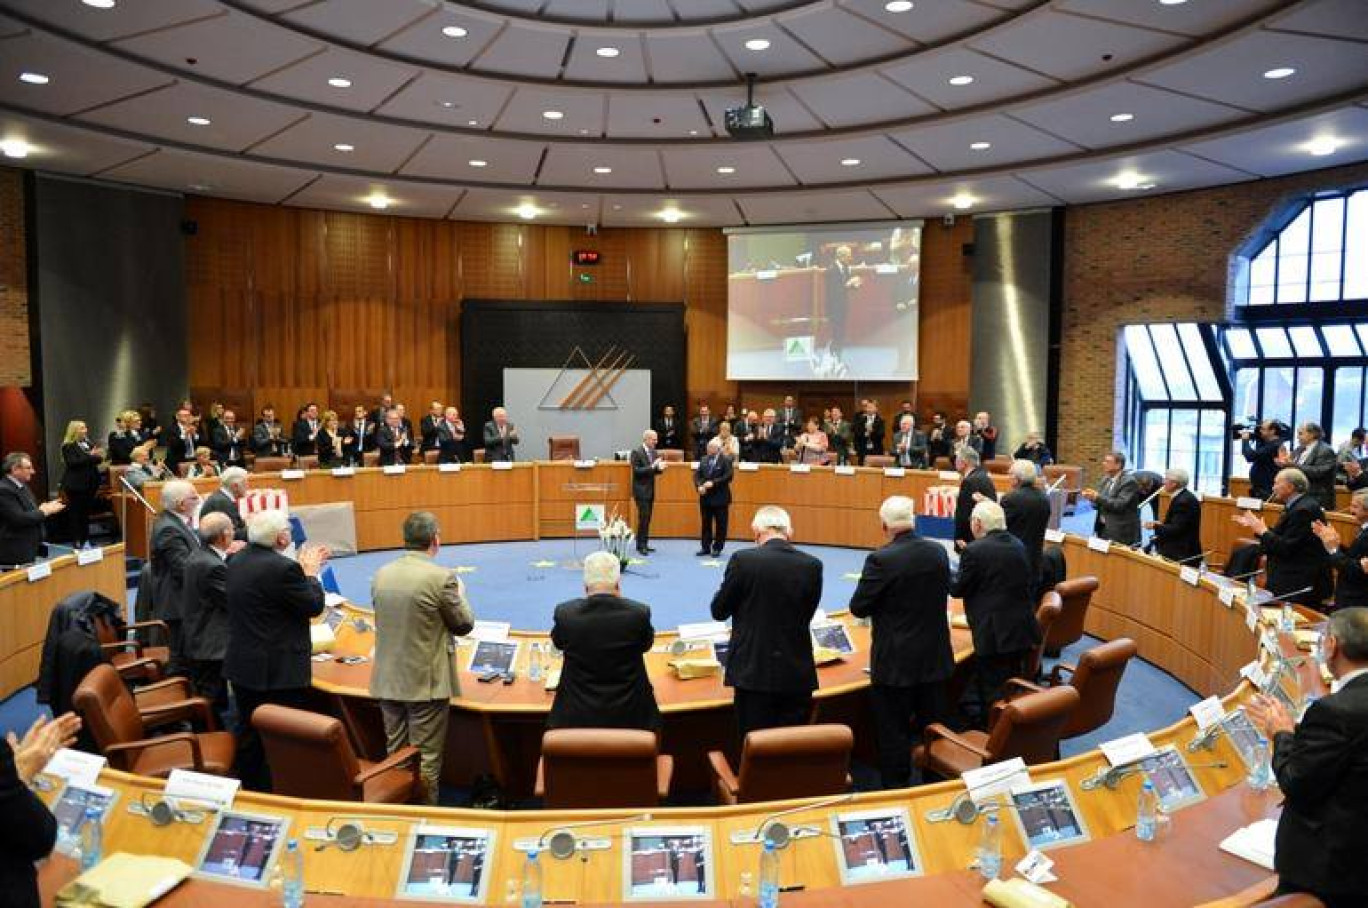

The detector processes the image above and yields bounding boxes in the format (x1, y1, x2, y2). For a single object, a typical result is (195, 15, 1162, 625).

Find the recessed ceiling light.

(186, 116, 211, 126)
(660, 209, 684, 224)
(612, 204, 623, 211)
(885, 0, 914, 10)
(1159, 0, 1187, 5)
(468, 159, 488, 167)
(188, 183, 212, 192)
(593, 166, 613, 174)
(441, 25, 468, 38)
(542, 110, 564, 120)
(579, 128, 590, 135)
(689, 130, 699, 136)
(581, 204, 591, 209)
(438, 100, 459, 109)
(951, 194, 974, 210)
(1115, 173, 1155, 191)
(596, 47, 620, 58)
(366, 195, 391, 210)
(948, 75, 975, 86)
(327, 77, 352, 88)
(1306, 137, 1340, 157)
(840, 158, 861, 167)
(517, 203, 538, 220)
(970, 141, 991, 151)
(1110, 112, 1135, 123)
(333, 143, 354, 152)
(745, 38, 771, 51)
(716, 166, 736, 174)
(18, 72, 50, 85)
(82, 0, 116, 8)
(1263, 67, 1296, 80)
(467, 119, 478, 126)
(0, 139, 31, 159)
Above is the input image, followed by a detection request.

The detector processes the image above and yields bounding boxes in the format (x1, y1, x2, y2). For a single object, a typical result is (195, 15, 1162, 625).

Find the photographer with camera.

(1239, 418, 1287, 499)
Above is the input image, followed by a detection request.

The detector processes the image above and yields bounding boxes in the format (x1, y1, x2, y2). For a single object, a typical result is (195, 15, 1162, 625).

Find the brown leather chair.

(863, 455, 895, 468)
(1042, 464, 1083, 511)
(93, 613, 170, 683)
(708, 724, 853, 805)
(1007, 637, 1137, 740)
(423, 450, 440, 465)
(73, 664, 234, 777)
(548, 436, 581, 461)
(362, 451, 381, 468)
(534, 729, 673, 809)
(252, 704, 421, 803)
(658, 449, 685, 463)
(933, 456, 953, 471)
(1044, 575, 1099, 657)
(252, 455, 291, 473)
(914, 686, 1080, 778)
(175, 462, 194, 478)
(984, 458, 1011, 475)
(1023, 592, 1062, 682)
(295, 455, 318, 471)
(473, 448, 486, 464)
(1253, 896, 1326, 908)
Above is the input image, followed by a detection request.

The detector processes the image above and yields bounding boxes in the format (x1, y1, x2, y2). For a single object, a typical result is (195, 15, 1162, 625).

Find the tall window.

(1240, 188, 1368, 307)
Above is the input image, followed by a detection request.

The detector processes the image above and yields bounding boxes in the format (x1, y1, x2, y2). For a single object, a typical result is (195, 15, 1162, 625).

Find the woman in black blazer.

(60, 420, 105, 547)
(1, 713, 81, 908)
(316, 410, 343, 468)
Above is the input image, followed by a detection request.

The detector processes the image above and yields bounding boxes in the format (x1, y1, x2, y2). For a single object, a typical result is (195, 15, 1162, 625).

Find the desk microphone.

(537, 812, 653, 861)
(1083, 759, 1229, 791)
(924, 791, 1001, 824)
(747, 792, 856, 848)
(1173, 551, 1212, 566)
(1187, 725, 1223, 753)
(669, 638, 710, 656)
(1228, 568, 1265, 582)
(129, 792, 213, 826)
(1046, 476, 1067, 494)
(1137, 488, 1162, 512)
(313, 816, 401, 852)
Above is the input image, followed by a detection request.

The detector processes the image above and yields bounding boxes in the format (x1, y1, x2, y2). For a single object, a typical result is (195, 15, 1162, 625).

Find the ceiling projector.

(725, 73, 774, 140)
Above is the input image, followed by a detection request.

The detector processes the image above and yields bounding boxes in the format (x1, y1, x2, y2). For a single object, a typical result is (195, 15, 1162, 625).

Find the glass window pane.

(1226, 328, 1257, 359)
(1167, 410, 1199, 479)
(1312, 197, 1345, 252)
(1289, 325, 1323, 357)
(1142, 411, 1170, 473)
(1230, 368, 1262, 479)
(1356, 323, 1368, 353)
(1151, 324, 1196, 399)
(1277, 252, 1309, 303)
(1179, 323, 1223, 401)
(1294, 367, 1324, 430)
(1248, 244, 1277, 306)
(1347, 191, 1368, 300)
(1125, 325, 1168, 400)
(1281, 206, 1312, 258)
(1255, 327, 1292, 358)
(1196, 411, 1226, 496)
(1332, 367, 1364, 444)
(1262, 367, 1294, 426)
(1310, 251, 1342, 302)
(1323, 324, 1361, 357)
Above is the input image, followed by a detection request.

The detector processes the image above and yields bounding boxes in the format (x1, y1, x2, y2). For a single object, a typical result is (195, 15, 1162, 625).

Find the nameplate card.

(1086, 536, 1111, 554)
(883, 467, 906, 478)
(1235, 496, 1264, 511)
(738, 462, 760, 472)
(1044, 529, 1066, 544)
(1240, 660, 1269, 688)
(963, 757, 1030, 806)
(43, 749, 106, 787)
(330, 467, 355, 478)
(1099, 733, 1156, 767)
(834, 465, 856, 476)
(323, 592, 346, 609)
(1260, 628, 1281, 659)
(1179, 565, 1201, 587)
(469, 620, 511, 643)
(756, 270, 778, 281)
(165, 769, 239, 810)
(491, 461, 514, 471)
(1245, 598, 1261, 633)
(1219, 587, 1238, 608)
(1015, 850, 1058, 886)
(438, 462, 461, 473)
(678, 620, 728, 641)
(790, 463, 811, 474)
(689, 461, 700, 470)
(27, 561, 52, 582)
(573, 460, 596, 469)
(809, 609, 828, 627)
(280, 469, 305, 480)
(1189, 696, 1225, 732)
(382, 464, 406, 475)
(77, 546, 105, 566)
(938, 470, 961, 482)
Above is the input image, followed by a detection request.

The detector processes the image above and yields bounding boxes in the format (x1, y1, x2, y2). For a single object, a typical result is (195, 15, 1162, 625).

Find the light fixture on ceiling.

(366, 194, 391, 210)
(542, 110, 564, 120)
(970, 141, 991, 150)
(745, 38, 771, 51)
(948, 75, 975, 86)
(188, 183, 212, 192)
(1159, 0, 1187, 5)
(333, 143, 354, 152)
(438, 100, 458, 109)
(517, 203, 539, 220)
(1306, 136, 1340, 157)
(186, 116, 211, 126)
(596, 47, 620, 58)
(1263, 67, 1296, 80)
(593, 166, 613, 174)
(716, 165, 736, 174)
(19, 72, 50, 85)
(467, 119, 478, 126)
(0, 139, 32, 159)
(885, 0, 913, 10)
(688, 129, 699, 136)
(659, 208, 684, 223)
(468, 159, 488, 167)
(840, 158, 861, 167)
(328, 77, 352, 88)
(82, 0, 116, 8)
(1114, 173, 1156, 191)
(951, 194, 974, 210)
(441, 25, 468, 38)
(1110, 112, 1135, 123)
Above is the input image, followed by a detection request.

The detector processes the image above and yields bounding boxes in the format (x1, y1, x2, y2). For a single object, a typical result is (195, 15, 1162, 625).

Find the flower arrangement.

(598, 506, 635, 567)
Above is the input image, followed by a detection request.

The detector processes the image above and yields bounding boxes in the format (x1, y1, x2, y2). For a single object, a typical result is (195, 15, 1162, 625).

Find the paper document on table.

(963, 757, 1029, 806)
(1219, 819, 1277, 870)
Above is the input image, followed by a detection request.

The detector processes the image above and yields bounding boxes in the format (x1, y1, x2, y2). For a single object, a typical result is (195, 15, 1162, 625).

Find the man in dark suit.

(891, 414, 927, 469)
(1001, 459, 1051, 590)
(689, 404, 717, 461)
(710, 505, 823, 738)
(695, 438, 733, 557)
(163, 406, 200, 474)
(848, 496, 953, 788)
(1241, 419, 1286, 500)
(1313, 490, 1368, 610)
(0, 712, 81, 908)
(1281, 421, 1338, 511)
(1146, 468, 1202, 563)
(853, 399, 885, 462)
(149, 479, 203, 675)
(420, 401, 445, 455)
(369, 393, 395, 430)
(777, 396, 803, 448)
(0, 453, 64, 568)
(224, 509, 328, 791)
(926, 413, 951, 464)
(210, 409, 248, 469)
(824, 245, 860, 356)
(291, 402, 322, 457)
(750, 410, 783, 464)
(181, 511, 237, 726)
(631, 429, 665, 556)
(952, 500, 1041, 728)
(436, 407, 466, 464)
(1234, 467, 1331, 606)
(549, 551, 660, 731)
(1245, 607, 1368, 908)
(823, 406, 852, 466)
(953, 449, 997, 551)
(1083, 450, 1142, 546)
(252, 405, 286, 458)
(342, 404, 375, 465)
(481, 407, 519, 462)
(655, 405, 681, 451)
(199, 467, 249, 542)
(377, 408, 414, 466)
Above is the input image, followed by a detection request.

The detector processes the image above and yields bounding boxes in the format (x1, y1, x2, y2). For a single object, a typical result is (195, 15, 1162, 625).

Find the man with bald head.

(824, 244, 861, 357)
(182, 511, 240, 725)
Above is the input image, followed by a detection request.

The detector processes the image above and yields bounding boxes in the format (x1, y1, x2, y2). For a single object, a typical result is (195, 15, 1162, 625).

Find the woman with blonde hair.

(186, 446, 219, 479)
(60, 420, 105, 546)
(107, 409, 144, 465)
(317, 410, 344, 468)
(123, 442, 170, 490)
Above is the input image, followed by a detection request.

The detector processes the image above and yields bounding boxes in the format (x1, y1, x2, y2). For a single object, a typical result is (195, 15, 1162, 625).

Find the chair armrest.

(100, 640, 144, 657)
(921, 723, 993, 760)
(133, 677, 193, 704)
(112, 657, 163, 682)
(534, 758, 546, 798)
(141, 697, 217, 732)
(1003, 677, 1046, 699)
(355, 745, 421, 786)
(1047, 662, 1078, 686)
(105, 733, 203, 772)
(706, 750, 739, 797)
(127, 620, 171, 645)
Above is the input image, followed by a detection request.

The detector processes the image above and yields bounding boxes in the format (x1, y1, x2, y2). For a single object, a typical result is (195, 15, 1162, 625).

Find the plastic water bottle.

(522, 848, 543, 908)
(280, 839, 304, 908)
(76, 805, 103, 871)
(975, 814, 1002, 880)
(528, 643, 543, 683)
(1246, 738, 1274, 791)
(1279, 603, 1295, 633)
(758, 841, 780, 908)
(1136, 779, 1159, 842)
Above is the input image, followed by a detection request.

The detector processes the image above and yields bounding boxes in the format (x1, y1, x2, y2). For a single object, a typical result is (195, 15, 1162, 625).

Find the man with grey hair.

(370, 511, 475, 803)
(1245, 606, 1368, 906)
(181, 511, 238, 725)
(548, 550, 660, 732)
(1234, 467, 1329, 606)
(1145, 468, 1202, 563)
(953, 447, 996, 550)
(200, 467, 249, 541)
(1279, 421, 1337, 510)
(225, 508, 329, 790)
(711, 506, 823, 738)
(482, 406, 519, 463)
(1001, 459, 1051, 591)
(149, 479, 203, 674)
(1313, 490, 1368, 610)
(1082, 450, 1141, 546)
(695, 437, 733, 556)
(0, 451, 64, 569)
(630, 429, 665, 556)
(891, 414, 927, 469)
(848, 496, 953, 788)
(951, 499, 1040, 728)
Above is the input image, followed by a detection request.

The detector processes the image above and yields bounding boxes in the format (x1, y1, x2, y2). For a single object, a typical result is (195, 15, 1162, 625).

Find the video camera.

(1231, 417, 1289, 441)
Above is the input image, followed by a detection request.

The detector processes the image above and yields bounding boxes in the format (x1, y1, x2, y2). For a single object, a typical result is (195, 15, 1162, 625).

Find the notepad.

(56, 853, 192, 908)
(1219, 819, 1277, 871)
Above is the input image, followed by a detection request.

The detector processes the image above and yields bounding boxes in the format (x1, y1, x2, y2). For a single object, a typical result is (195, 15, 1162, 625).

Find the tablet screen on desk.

(624, 827, 713, 900)
(468, 640, 519, 676)
(52, 783, 118, 852)
(396, 826, 493, 903)
(1223, 710, 1263, 766)
(810, 623, 855, 654)
(324, 607, 346, 631)
(710, 639, 730, 667)
(829, 808, 921, 884)
(195, 811, 288, 886)
(1008, 780, 1089, 852)
(1140, 746, 1205, 811)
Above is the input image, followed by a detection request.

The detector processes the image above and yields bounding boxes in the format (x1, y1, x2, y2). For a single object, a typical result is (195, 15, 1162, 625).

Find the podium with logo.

(562, 482, 614, 569)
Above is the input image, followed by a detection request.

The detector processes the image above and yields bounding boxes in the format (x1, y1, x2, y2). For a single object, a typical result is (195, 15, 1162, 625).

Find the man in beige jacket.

(370, 511, 475, 803)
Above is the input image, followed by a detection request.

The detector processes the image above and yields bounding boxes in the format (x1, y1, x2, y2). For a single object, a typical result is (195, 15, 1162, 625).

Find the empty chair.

(1044, 576, 1099, 657)
(914, 686, 1079, 779)
(1023, 592, 1063, 683)
(658, 449, 685, 463)
(708, 724, 853, 805)
(1007, 638, 1138, 740)
(252, 704, 421, 803)
(93, 612, 170, 683)
(984, 458, 1011, 475)
(422, 449, 440, 465)
(73, 663, 234, 777)
(252, 455, 291, 473)
(362, 451, 381, 468)
(548, 435, 581, 461)
(535, 729, 673, 809)
(863, 455, 895, 468)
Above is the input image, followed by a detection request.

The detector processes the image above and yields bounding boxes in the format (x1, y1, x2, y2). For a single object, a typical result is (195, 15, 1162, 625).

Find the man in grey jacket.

(1281, 422, 1338, 511)
(1083, 450, 1141, 546)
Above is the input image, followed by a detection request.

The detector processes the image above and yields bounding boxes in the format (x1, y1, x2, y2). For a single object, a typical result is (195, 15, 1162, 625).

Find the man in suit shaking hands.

(710, 506, 823, 739)
(549, 551, 660, 732)
(1246, 607, 1368, 908)
(631, 429, 666, 556)
(695, 438, 733, 557)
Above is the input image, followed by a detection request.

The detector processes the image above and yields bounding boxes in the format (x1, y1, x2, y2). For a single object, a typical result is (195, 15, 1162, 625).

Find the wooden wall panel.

(915, 216, 975, 419)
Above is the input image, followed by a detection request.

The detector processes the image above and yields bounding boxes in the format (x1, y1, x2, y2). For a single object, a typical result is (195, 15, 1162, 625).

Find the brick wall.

(1059, 160, 1368, 482)
(0, 167, 29, 387)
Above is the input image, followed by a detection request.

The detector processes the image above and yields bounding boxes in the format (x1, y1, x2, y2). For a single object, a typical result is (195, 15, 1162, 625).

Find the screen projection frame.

(724, 220, 923, 382)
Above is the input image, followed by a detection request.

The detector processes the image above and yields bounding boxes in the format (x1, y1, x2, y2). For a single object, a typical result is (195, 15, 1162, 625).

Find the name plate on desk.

(166, 769, 239, 810)
(1219, 586, 1238, 608)
(1044, 529, 1065, 544)
(491, 461, 514, 471)
(573, 459, 596, 469)
(43, 748, 106, 786)
(1235, 496, 1264, 511)
(1086, 536, 1111, 554)
(382, 464, 406, 475)
(1179, 565, 1201, 586)
(469, 620, 511, 642)
(1241, 660, 1269, 688)
(77, 546, 104, 566)
(834, 465, 856, 476)
(938, 470, 960, 481)
(789, 463, 811, 474)
(1099, 733, 1156, 767)
(280, 469, 305, 480)
(1245, 598, 1261, 632)
(963, 757, 1030, 806)
(738, 462, 760, 472)
(330, 467, 355, 477)
(883, 467, 906, 478)
(27, 561, 51, 582)
(1189, 695, 1225, 732)
(438, 462, 461, 473)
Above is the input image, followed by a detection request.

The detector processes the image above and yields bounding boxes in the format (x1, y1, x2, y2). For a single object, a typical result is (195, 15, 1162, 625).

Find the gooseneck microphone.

(537, 812, 653, 861)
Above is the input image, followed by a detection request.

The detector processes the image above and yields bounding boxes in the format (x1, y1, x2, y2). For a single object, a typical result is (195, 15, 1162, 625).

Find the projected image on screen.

(727, 222, 921, 381)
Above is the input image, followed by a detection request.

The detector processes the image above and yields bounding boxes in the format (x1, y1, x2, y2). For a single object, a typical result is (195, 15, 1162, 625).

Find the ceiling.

(0, 0, 1365, 226)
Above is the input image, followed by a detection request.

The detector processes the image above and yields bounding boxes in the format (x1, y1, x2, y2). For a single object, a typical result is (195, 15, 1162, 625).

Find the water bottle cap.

(287, 839, 298, 851)
(763, 840, 776, 852)
(528, 847, 540, 859)
(1142, 779, 1155, 790)
(985, 814, 997, 826)
(84, 805, 101, 818)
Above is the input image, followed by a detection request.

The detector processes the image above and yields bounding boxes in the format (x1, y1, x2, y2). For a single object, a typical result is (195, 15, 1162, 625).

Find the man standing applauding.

(631, 429, 665, 556)
(695, 438, 733, 557)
